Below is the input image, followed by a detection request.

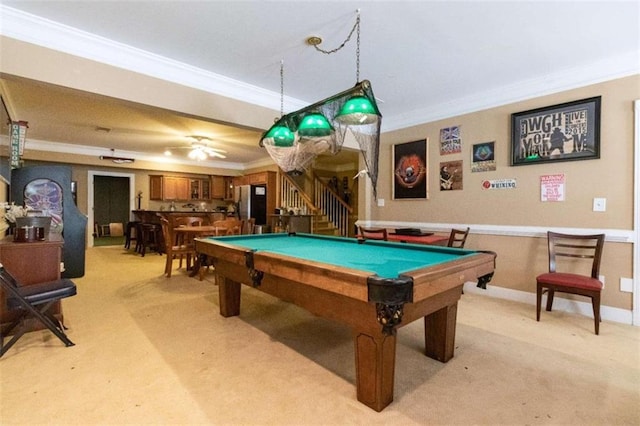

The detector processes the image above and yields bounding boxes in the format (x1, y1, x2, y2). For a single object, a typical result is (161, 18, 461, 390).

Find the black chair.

(0, 264, 77, 357)
(124, 220, 140, 250)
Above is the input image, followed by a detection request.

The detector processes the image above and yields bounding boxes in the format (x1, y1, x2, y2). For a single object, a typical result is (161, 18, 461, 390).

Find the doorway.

(87, 171, 136, 248)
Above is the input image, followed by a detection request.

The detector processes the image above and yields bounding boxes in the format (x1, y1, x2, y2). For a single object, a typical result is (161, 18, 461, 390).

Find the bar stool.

(136, 223, 162, 257)
(124, 221, 140, 250)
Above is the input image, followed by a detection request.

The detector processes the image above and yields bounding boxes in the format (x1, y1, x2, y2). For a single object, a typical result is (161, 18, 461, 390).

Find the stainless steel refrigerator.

(234, 184, 267, 225)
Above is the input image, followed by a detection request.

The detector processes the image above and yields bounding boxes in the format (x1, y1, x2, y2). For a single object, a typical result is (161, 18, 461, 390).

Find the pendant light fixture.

(263, 60, 295, 147)
(310, 9, 379, 125)
(259, 9, 382, 197)
(297, 112, 333, 137)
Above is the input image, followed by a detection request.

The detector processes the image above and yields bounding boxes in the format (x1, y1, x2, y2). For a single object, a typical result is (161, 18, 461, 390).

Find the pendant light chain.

(311, 10, 361, 83)
(279, 59, 285, 117)
(356, 13, 360, 83)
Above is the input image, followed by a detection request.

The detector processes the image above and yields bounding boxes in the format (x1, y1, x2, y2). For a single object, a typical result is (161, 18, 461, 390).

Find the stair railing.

(279, 173, 317, 215)
(312, 172, 353, 237)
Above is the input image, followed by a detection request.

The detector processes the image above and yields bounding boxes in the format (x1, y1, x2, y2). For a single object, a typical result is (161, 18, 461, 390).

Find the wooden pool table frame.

(195, 234, 496, 411)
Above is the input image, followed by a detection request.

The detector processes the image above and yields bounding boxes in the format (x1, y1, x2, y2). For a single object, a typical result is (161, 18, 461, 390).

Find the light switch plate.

(593, 198, 606, 212)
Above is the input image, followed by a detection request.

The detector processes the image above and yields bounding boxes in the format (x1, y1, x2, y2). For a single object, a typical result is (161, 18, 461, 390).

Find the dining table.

(174, 225, 231, 278)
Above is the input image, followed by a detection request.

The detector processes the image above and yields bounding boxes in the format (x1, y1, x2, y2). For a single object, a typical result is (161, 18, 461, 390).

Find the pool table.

(195, 233, 496, 411)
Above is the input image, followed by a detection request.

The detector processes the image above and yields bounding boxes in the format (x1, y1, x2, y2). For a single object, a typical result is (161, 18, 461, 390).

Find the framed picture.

(392, 139, 428, 199)
(471, 141, 496, 172)
(439, 160, 463, 191)
(511, 96, 601, 166)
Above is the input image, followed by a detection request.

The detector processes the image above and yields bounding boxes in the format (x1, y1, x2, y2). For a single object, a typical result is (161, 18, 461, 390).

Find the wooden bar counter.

(132, 210, 228, 227)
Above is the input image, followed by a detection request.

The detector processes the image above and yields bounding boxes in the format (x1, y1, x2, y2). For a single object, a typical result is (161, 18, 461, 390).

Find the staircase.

(278, 172, 354, 237)
(312, 214, 340, 236)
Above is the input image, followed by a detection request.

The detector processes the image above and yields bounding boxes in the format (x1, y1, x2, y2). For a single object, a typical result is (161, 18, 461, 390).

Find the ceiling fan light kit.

(260, 9, 381, 196)
(163, 136, 227, 160)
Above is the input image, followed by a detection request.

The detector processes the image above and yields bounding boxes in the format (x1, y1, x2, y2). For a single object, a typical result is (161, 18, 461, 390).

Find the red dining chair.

(358, 226, 388, 241)
(536, 231, 605, 335)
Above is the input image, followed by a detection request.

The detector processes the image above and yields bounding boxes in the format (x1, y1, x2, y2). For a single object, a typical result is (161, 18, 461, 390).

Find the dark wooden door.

(94, 176, 130, 227)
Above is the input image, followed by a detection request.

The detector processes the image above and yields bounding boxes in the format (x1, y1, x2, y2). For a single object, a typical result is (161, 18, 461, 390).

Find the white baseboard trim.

(462, 282, 634, 326)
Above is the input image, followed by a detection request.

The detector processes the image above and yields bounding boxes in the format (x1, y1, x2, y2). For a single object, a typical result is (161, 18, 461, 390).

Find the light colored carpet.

(1, 245, 639, 425)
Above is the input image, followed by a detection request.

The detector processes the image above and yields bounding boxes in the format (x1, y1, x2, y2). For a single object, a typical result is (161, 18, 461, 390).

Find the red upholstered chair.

(536, 231, 605, 335)
(447, 227, 470, 248)
(358, 226, 388, 241)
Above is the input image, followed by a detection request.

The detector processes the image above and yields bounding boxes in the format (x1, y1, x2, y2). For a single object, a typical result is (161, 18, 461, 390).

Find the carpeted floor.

(93, 235, 126, 247)
(1, 245, 639, 425)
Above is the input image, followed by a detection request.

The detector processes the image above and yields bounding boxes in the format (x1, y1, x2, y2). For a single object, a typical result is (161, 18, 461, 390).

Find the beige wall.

(362, 75, 639, 311)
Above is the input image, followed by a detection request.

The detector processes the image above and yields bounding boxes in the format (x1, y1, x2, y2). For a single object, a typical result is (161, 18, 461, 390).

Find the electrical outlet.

(377, 198, 385, 207)
(599, 275, 605, 288)
(593, 198, 606, 212)
(620, 278, 633, 293)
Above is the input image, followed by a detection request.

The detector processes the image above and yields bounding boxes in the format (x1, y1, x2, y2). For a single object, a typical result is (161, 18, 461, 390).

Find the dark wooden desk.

(0, 234, 63, 330)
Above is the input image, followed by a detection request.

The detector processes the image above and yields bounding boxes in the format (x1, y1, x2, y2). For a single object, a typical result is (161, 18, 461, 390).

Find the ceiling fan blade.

(208, 151, 226, 159)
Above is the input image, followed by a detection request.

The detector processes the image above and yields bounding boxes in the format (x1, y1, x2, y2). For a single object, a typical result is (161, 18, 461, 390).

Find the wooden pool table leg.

(217, 275, 241, 317)
(354, 330, 396, 412)
(424, 302, 458, 362)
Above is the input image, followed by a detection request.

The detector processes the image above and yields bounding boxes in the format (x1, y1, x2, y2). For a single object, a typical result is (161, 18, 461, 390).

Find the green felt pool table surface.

(206, 233, 477, 279)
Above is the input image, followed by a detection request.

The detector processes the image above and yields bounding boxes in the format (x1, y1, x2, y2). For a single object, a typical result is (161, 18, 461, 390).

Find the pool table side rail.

(407, 252, 496, 300)
(196, 238, 374, 301)
(195, 238, 496, 304)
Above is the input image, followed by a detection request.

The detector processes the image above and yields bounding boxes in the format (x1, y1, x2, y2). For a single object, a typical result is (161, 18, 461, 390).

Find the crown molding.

(22, 138, 246, 170)
(383, 51, 640, 132)
(2, 5, 638, 135)
(0, 6, 308, 113)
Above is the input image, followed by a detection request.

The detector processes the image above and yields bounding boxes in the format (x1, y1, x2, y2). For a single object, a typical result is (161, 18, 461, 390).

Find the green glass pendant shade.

(297, 113, 333, 137)
(335, 95, 379, 125)
(265, 124, 295, 147)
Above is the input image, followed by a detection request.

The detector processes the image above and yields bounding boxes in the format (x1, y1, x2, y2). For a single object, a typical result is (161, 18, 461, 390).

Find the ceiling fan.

(164, 136, 227, 160)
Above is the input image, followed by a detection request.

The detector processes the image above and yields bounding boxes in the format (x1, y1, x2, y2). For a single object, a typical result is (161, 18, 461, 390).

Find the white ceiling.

(0, 1, 638, 168)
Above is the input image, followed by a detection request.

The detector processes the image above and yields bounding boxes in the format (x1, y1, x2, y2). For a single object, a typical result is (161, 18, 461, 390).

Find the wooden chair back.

(214, 219, 242, 235)
(160, 217, 197, 277)
(547, 231, 604, 278)
(358, 226, 388, 241)
(447, 227, 470, 248)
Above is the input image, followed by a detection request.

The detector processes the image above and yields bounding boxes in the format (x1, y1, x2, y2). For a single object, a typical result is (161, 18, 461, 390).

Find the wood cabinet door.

(223, 176, 234, 200)
(164, 176, 189, 200)
(189, 179, 201, 200)
(149, 175, 163, 200)
(211, 176, 225, 199)
(201, 179, 211, 200)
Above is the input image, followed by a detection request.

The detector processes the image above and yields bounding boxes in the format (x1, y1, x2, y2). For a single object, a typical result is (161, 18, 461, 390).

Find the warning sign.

(540, 174, 565, 202)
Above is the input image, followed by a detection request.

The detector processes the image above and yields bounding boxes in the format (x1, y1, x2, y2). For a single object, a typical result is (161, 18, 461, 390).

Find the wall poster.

(440, 126, 461, 155)
(392, 139, 428, 199)
(472, 141, 496, 172)
(511, 96, 601, 166)
(439, 160, 463, 191)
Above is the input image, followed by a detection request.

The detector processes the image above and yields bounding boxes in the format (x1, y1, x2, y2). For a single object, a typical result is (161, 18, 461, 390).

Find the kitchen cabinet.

(150, 175, 189, 201)
(223, 177, 234, 201)
(211, 176, 225, 199)
(189, 178, 211, 200)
